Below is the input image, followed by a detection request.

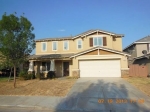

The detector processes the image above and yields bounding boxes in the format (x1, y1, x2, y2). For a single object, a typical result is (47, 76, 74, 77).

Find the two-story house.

(28, 29, 129, 77)
(123, 36, 150, 65)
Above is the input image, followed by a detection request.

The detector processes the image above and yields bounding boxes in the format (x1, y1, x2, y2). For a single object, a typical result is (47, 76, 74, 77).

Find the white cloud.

(58, 29, 66, 32)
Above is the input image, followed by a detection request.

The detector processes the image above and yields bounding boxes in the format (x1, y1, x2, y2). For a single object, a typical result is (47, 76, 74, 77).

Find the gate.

(129, 65, 148, 77)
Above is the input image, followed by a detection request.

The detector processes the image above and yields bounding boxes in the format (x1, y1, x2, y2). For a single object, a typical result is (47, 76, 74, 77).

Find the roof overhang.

(29, 53, 74, 60)
(133, 54, 150, 60)
(73, 30, 124, 39)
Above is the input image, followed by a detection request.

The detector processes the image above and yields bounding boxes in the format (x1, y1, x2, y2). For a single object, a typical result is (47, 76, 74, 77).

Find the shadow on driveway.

(54, 78, 150, 112)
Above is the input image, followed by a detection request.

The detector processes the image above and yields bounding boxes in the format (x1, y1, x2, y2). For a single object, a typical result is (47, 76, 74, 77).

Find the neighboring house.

(132, 53, 150, 76)
(123, 36, 150, 65)
(28, 29, 129, 78)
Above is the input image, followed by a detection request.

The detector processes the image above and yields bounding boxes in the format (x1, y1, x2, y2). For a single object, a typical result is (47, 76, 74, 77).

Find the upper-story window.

(52, 41, 58, 51)
(41, 42, 47, 51)
(93, 37, 103, 46)
(89, 37, 107, 47)
(63, 41, 69, 50)
(77, 39, 82, 49)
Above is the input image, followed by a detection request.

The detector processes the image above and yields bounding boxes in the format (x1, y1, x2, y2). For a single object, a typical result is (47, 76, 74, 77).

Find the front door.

(63, 62, 69, 76)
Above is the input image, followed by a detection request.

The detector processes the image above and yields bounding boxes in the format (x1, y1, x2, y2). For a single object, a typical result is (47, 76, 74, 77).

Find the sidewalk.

(0, 95, 64, 111)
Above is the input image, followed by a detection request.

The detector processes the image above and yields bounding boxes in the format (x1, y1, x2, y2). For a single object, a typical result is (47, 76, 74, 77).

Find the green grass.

(0, 77, 13, 82)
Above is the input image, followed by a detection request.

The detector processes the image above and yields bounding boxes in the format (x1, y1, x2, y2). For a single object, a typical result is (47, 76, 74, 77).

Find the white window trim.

(41, 42, 47, 52)
(63, 41, 69, 50)
(52, 41, 58, 51)
(77, 39, 83, 49)
(93, 37, 103, 47)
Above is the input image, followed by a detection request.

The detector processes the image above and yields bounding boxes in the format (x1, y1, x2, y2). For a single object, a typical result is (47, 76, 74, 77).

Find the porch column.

(28, 60, 34, 73)
(50, 59, 55, 71)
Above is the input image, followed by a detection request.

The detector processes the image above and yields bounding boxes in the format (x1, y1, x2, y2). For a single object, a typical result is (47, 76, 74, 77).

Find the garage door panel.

(79, 60, 121, 77)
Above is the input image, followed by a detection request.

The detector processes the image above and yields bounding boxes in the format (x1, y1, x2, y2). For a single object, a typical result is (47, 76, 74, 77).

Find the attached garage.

(71, 46, 130, 78)
(79, 60, 121, 77)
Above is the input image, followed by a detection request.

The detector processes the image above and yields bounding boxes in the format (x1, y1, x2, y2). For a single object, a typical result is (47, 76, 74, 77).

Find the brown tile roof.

(35, 29, 124, 42)
(36, 36, 72, 42)
(74, 29, 124, 38)
(29, 53, 74, 60)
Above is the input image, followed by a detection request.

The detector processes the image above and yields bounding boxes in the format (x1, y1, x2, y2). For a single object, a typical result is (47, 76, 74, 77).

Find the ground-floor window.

(42, 62, 50, 71)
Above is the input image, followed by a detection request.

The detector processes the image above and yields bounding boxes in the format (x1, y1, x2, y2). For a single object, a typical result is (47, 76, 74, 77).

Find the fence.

(129, 64, 148, 77)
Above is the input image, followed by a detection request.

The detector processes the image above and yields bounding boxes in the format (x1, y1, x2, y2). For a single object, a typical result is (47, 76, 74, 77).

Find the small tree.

(0, 53, 14, 82)
(0, 13, 35, 88)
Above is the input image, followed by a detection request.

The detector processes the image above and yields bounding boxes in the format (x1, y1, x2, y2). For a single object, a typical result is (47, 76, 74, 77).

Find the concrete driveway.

(56, 78, 150, 112)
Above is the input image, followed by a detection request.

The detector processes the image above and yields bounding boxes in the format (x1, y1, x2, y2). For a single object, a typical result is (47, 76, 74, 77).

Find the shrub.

(27, 73, 35, 80)
(19, 70, 35, 80)
(47, 71, 56, 79)
(36, 73, 44, 80)
(19, 70, 27, 80)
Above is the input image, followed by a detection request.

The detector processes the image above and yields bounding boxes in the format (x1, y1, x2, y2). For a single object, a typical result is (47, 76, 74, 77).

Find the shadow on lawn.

(54, 78, 150, 112)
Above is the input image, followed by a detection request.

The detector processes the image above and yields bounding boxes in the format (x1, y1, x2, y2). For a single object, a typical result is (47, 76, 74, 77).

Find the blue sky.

(0, 0, 150, 54)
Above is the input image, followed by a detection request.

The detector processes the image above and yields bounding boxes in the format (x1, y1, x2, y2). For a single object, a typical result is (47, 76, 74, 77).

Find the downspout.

(98, 47, 100, 55)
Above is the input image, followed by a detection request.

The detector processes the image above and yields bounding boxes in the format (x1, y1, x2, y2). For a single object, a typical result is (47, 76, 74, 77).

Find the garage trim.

(76, 55, 121, 60)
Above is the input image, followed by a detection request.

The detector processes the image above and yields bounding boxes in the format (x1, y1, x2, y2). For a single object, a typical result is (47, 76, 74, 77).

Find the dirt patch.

(124, 77, 150, 97)
(0, 78, 77, 96)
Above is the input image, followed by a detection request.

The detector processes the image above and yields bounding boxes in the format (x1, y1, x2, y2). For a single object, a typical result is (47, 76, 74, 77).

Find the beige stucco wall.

(136, 44, 148, 57)
(36, 34, 122, 55)
(112, 37, 122, 51)
(36, 40, 75, 55)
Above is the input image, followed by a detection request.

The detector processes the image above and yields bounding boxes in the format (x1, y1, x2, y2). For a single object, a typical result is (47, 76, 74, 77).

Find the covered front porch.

(28, 54, 73, 78)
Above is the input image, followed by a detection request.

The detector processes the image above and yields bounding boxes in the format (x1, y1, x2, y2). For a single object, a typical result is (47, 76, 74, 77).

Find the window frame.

(77, 39, 83, 49)
(63, 41, 69, 50)
(52, 41, 58, 51)
(93, 37, 103, 47)
(41, 42, 47, 52)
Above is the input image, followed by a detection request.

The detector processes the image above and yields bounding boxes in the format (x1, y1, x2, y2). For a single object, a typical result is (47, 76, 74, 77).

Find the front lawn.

(0, 78, 77, 96)
(124, 77, 150, 97)
(0, 77, 13, 82)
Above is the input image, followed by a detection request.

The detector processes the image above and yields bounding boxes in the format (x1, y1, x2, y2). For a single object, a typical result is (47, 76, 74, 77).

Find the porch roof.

(29, 53, 74, 60)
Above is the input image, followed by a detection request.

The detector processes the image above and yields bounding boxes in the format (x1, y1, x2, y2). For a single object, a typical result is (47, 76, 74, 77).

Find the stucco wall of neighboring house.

(133, 58, 150, 75)
(35, 34, 122, 55)
(123, 44, 137, 65)
(136, 44, 148, 57)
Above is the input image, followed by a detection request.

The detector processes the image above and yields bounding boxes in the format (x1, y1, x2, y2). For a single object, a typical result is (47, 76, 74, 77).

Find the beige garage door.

(79, 60, 121, 77)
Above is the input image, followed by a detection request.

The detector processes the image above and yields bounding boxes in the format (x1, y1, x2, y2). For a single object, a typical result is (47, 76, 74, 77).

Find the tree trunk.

(8, 67, 12, 82)
(14, 66, 16, 88)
